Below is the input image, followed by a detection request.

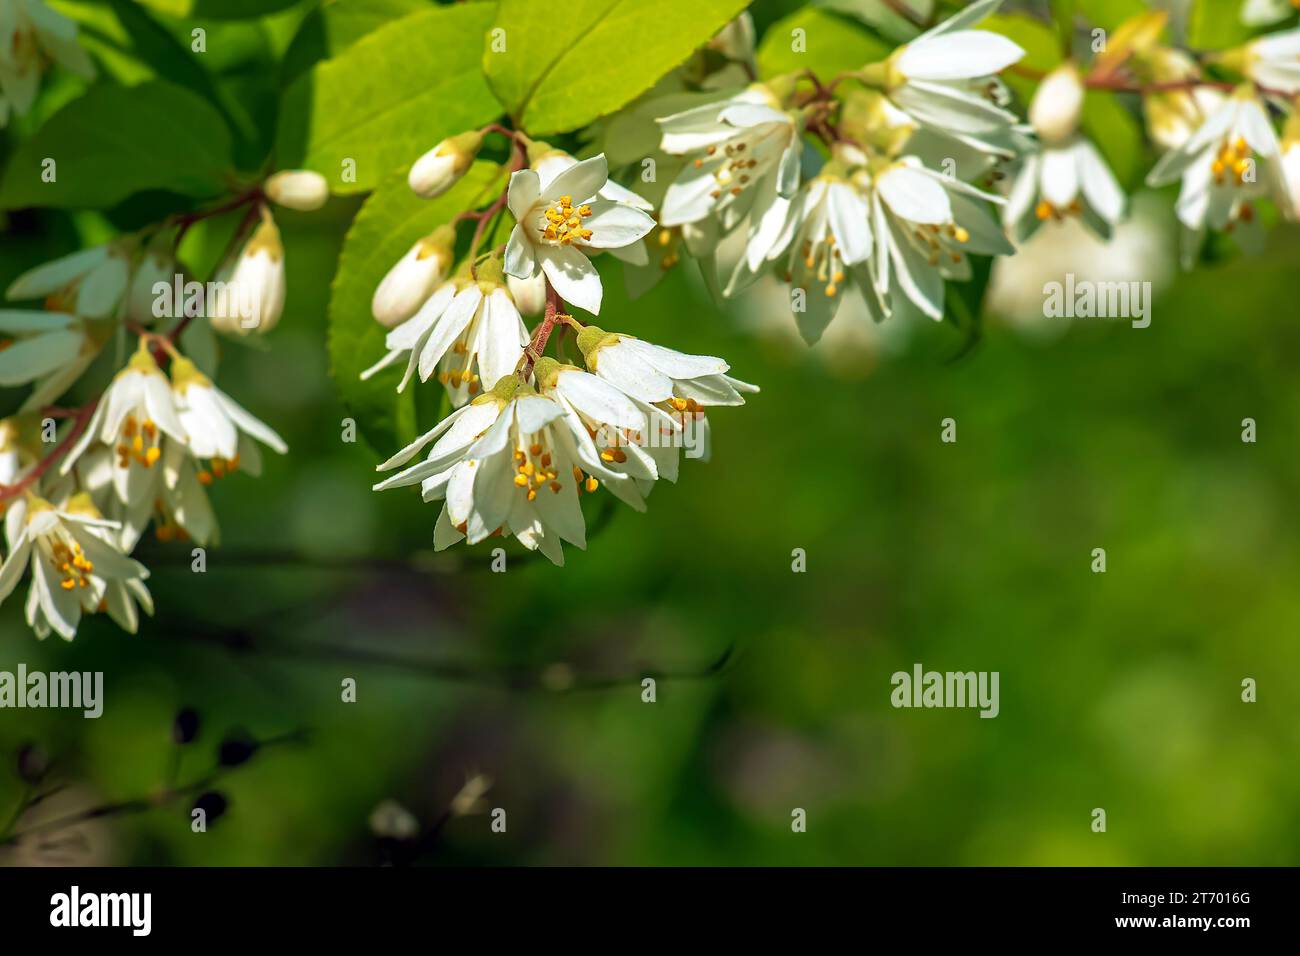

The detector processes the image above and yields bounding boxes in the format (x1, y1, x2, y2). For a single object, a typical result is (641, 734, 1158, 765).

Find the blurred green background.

(2, 0, 1299, 866)
(4, 213, 1298, 865)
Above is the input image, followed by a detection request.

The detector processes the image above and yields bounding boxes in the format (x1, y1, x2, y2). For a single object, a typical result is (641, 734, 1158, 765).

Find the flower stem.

(0, 400, 98, 504)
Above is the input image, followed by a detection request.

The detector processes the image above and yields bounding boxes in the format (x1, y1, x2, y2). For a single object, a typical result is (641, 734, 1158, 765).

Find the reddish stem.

(171, 187, 264, 249)
(519, 280, 568, 378)
(0, 400, 98, 504)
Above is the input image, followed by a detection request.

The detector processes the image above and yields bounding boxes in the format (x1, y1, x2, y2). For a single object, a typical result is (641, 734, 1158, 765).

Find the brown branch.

(0, 400, 98, 504)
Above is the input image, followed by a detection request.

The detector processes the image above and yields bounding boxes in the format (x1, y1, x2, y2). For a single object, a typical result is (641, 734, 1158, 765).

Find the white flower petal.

(877, 165, 952, 224)
(897, 31, 1024, 82)
(539, 245, 603, 314)
(582, 201, 656, 249)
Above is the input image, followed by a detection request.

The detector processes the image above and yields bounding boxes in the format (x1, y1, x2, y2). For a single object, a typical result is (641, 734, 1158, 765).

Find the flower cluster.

(610, 0, 1300, 341)
(0, 168, 328, 640)
(364, 132, 754, 565)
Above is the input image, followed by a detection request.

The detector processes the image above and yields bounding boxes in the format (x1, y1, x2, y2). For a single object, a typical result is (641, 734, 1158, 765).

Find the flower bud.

(1029, 62, 1084, 145)
(506, 271, 547, 316)
(208, 207, 286, 336)
(265, 170, 330, 211)
(409, 130, 484, 198)
(126, 240, 176, 325)
(371, 225, 455, 327)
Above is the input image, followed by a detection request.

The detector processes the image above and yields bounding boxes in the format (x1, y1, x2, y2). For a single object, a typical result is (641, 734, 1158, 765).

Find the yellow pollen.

(540, 195, 593, 245)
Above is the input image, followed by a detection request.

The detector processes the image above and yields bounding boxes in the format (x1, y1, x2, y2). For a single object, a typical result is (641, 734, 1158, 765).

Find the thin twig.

(0, 400, 98, 504)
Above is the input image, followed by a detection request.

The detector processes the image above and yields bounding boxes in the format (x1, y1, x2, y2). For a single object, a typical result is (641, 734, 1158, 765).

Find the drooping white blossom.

(374, 378, 627, 566)
(361, 261, 527, 405)
(0, 493, 150, 640)
(657, 85, 802, 286)
(1146, 86, 1291, 264)
(864, 157, 1013, 320)
(1006, 63, 1126, 241)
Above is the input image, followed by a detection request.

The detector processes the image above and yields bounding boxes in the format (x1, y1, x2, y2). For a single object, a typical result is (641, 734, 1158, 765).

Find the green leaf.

(756, 7, 893, 80)
(281, 0, 434, 84)
(1081, 90, 1143, 189)
(329, 162, 505, 454)
(135, 0, 302, 17)
(484, 0, 750, 136)
(1187, 0, 1254, 50)
(276, 3, 501, 194)
(0, 81, 233, 211)
(1076, 0, 1148, 32)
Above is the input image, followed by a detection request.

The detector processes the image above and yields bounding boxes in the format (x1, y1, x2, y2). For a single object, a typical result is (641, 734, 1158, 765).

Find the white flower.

(1009, 62, 1124, 241)
(1005, 141, 1125, 241)
(374, 380, 624, 566)
(170, 356, 287, 471)
(658, 85, 802, 278)
(576, 326, 756, 408)
(1146, 87, 1289, 263)
(868, 0, 1025, 156)
(533, 357, 654, 511)
(208, 207, 285, 335)
(61, 346, 187, 507)
(575, 329, 757, 487)
(371, 226, 455, 328)
(503, 153, 656, 314)
(865, 157, 1013, 320)
(0, 309, 102, 410)
(0, 0, 94, 127)
(7, 242, 131, 319)
(409, 131, 484, 198)
(531, 146, 654, 267)
(0, 493, 150, 640)
(265, 170, 330, 211)
(361, 263, 527, 406)
(1241, 27, 1300, 93)
(775, 169, 882, 342)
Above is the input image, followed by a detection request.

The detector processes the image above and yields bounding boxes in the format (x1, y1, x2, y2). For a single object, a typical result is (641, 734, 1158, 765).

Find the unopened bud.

(371, 225, 455, 327)
(1029, 62, 1084, 145)
(409, 130, 484, 198)
(506, 271, 547, 316)
(265, 170, 330, 211)
(208, 207, 285, 336)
